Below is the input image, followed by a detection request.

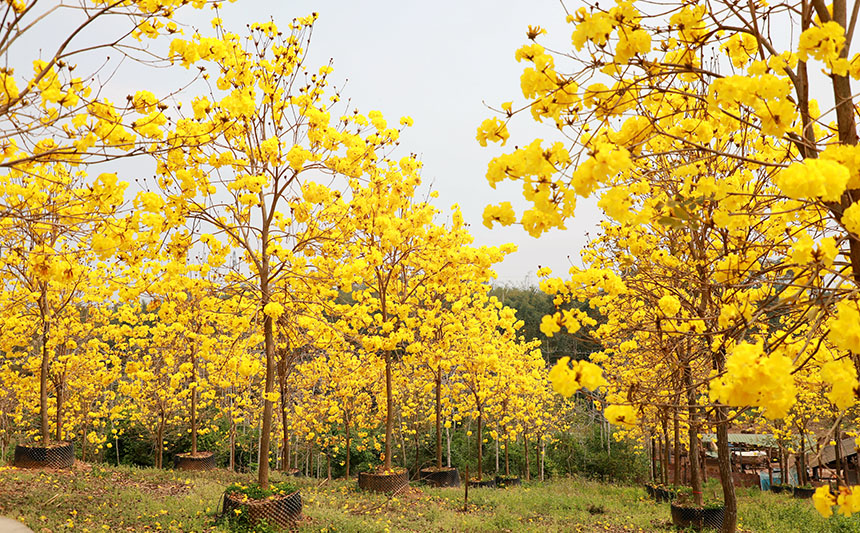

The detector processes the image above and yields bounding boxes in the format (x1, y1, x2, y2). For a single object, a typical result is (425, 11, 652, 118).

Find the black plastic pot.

(174, 451, 215, 471)
(222, 489, 302, 529)
(770, 484, 785, 494)
(655, 486, 676, 503)
(358, 469, 409, 493)
(644, 483, 656, 498)
(14, 442, 74, 469)
(495, 475, 521, 488)
(793, 487, 815, 499)
(670, 502, 725, 530)
(468, 478, 496, 489)
(419, 467, 460, 487)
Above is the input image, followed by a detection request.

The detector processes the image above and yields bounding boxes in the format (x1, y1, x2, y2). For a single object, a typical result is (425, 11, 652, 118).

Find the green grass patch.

(2, 464, 860, 532)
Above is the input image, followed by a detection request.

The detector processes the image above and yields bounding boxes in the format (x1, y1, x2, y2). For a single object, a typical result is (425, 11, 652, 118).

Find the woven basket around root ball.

(357, 470, 409, 493)
(419, 467, 460, 487)
(14, 442, 74, 469)
(494, 475, 521, 488)
(670, 502, 725, 530)
(174, 451, 216, 471)
(222, 489, 302, 530)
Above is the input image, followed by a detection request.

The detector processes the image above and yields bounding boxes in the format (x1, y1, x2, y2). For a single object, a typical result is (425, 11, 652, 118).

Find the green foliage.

(488, 284, 602, 365)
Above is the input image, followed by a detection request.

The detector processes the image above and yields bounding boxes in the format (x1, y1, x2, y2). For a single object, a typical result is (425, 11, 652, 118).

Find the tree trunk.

(435, 369, 442, 468)
(673, 407, 681, 486)
(661, 415, 670, 484)
(446, 422, 452, 467)
(384, 350, 393, 470)
(716, 407, 737, 533)
(258, 263, 275, 489)
(684, 362, 703, 506)
(525, 431, 531, 481)
(345, 417, 351, 479)
(799, 430, 807, 486)
(229, 419, 236, 472)
(505, 438, 510, 476)
(156, 415, 164, 469)
(477, 412, 483, 481)
(650, 436, 657, 482)
(39, 290, 50, 444)
(191, 353, 198, 456)
(55, 381, 63, 443)
(539, 435, 545, 481)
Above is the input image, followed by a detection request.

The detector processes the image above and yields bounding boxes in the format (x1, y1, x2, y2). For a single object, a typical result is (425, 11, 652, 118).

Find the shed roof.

(809, 438, 858, 468)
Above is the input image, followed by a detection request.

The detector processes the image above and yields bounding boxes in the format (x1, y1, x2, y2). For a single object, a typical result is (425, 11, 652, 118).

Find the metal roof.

(701, 433, 816, 448)
(808, 438, 858, 468)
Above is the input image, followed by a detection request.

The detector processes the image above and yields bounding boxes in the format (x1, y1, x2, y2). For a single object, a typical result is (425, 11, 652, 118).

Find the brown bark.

(39, 288, 50, 444)
(383, 350, 393, 470)
(673, 407, 681, 486)
(684, 362, 703, 506)
(258, 258, 275, 489)
(716, 407, 737, 533)
(524, 431, 531, 481)
(54, 381, 63, 442)
(190, 353, 198, 456)
(435, 369, 442, 468)
(345, 417, 351, 479)
(477, 412, 483, 480)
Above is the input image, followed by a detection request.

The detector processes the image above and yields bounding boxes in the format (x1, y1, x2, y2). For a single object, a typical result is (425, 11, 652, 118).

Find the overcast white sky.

(21, 1, 598, 286)
(193, 0, 599, 286)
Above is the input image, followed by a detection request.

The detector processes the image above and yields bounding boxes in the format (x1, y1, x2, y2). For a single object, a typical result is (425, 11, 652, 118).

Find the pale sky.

(22, 0, 599, 285)
(201, 0, 599, 286)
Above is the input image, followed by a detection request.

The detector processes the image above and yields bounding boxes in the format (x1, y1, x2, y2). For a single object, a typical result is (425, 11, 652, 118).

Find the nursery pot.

(670, 502, 725, 530)
(468, 478, 496, 489)
(222, 489, 302, 529)
(14, 442, 74, 469)
(358, 469, 409, 493)
(793, 487, 815, 499)
(419, 466, 460, 487)
(644, 483, 656, 498)
(495, 475, 521, 488)
(174, 451, 215, 471)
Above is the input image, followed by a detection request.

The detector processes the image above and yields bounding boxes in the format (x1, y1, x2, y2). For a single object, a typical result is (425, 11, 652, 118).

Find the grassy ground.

(1, 463, 859, 532)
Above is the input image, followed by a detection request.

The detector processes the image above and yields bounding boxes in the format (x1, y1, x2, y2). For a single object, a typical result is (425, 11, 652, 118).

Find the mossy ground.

(0, 463, 858, 532)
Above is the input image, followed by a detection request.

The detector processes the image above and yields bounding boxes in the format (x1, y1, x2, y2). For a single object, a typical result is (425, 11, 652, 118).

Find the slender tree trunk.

(836, 422, 844, 485)
(156, 415, 165, 469)
(661, 416, 670, 484)
(191, 354, 198, 456)
(477, 412, 483, 481)
(258, 261, 275, 489)
(684, 362, 703, 506)
(327, 453, 331, 481)
(345, 417, 351, 479)
(540, 435, 545, 482)
(55, 382, 63, 443)
(435, 369, 442, 468)
(716, 407, 737, 533)
(384, 350, 393, 470)
(39, 292, 50, 444)
(495, 438, 499, 474)
(229, 419, 236, 472)
(505, 438, 510, 476)
(81, 420, 89, 462)
(650, 436, 657, 482)
(673, 407, 681, 486)
(799, 430, 807, 486)
(446, 423, 452, 467)
(525, 431, 531, 481)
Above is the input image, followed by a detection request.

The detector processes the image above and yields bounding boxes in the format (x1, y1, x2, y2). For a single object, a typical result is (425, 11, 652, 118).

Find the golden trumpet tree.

(155, 16, 416, 488)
